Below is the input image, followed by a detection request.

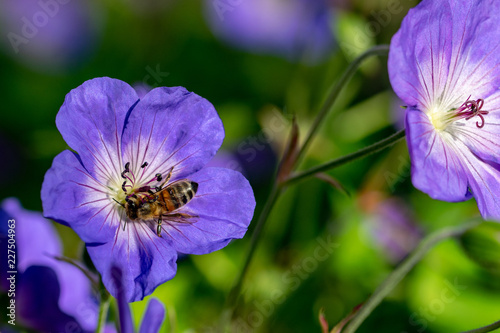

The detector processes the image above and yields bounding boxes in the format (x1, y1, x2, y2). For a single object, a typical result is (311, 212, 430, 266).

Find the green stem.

(285, 129, 406, 187)
(343, 220, 482, 333)
(227, 184, 282, 309)
(461, 319, 500, 333)
(96, 287, 111, 333)
(295, 44, 390, 167)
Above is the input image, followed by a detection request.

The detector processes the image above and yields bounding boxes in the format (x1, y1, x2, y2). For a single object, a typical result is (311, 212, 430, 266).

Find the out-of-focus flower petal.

(139, 298, 166, 333)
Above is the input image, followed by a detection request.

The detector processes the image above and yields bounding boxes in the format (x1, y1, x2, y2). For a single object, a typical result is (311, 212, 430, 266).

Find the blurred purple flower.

(0, 198, 98, 332)
(206, 150, 245, 175)
(389, 0, 500, 219)
(207, 142, 277, 187)
(203, 0, 335, 63)
(0, 0, 101, 72)
(42, 77, 255, 302)
(367, 197, 423, 263)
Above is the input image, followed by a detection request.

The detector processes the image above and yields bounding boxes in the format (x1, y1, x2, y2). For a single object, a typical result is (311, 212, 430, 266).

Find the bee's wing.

(160, 212, 198, 224)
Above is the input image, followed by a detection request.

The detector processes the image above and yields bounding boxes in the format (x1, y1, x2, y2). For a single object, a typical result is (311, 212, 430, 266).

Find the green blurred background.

(1, 0, 500, 332)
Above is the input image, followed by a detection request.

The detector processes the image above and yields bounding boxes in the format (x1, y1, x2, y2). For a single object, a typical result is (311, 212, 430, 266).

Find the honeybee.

(116, 163, 198, 237)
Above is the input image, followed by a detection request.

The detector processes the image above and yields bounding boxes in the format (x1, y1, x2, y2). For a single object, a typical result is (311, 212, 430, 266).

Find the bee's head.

(125, 198, 138, 220)
(137, 202, 152, 219)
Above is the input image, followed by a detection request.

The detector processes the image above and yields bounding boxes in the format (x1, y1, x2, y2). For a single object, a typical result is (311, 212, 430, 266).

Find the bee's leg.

(157, 166, 175, 191)
(147, 190, 158, 203)
(156, 217, 162, 237)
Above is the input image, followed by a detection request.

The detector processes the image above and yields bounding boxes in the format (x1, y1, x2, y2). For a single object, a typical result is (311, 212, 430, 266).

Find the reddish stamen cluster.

(455, 96, 489, 128)
(120, 161, 164, 204)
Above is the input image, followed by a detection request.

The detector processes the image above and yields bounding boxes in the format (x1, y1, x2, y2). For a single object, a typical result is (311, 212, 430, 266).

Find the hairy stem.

(343, 220, 482, 333)
(285, 129, 406, 187)
(227, 185, 282, 309)
(461, 319, 500, 333)
(295, 44, 390, 167)
(96, 284, 111, 333)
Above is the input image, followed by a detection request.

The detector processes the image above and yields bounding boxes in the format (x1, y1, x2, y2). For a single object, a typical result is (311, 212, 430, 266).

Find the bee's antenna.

(113, 198, 125, 208)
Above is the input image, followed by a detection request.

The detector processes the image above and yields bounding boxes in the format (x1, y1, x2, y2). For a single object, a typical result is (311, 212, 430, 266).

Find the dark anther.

(155, 186, 162, 192)
(141, 162, 149, 168)
(121, 170, 128, 179)
(148, 189, 155, 195)
(124, 162, 130, 171)
(122, 181, 127, 192)
(155, 173, 162, 182)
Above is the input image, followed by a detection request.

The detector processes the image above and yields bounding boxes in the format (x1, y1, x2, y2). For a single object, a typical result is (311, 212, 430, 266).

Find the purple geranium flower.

(0, 198, 98, 332)
(42, 77, 255, 302)
(389, 0, 500, 219)
(203, 0, 335, 63)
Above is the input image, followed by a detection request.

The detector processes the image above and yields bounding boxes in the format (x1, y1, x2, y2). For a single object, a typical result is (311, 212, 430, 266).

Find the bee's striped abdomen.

(161, 180, 198, 212)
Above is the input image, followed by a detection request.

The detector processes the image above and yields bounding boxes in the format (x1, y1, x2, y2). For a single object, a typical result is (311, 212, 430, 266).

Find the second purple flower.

(389, 0, 500, 220)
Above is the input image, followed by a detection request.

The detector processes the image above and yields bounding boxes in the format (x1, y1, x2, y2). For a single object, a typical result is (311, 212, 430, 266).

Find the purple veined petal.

(443, 0, 500, 105)
(389, 0, 500, 111)
(388, 0, 452, 110)
(86, 221, 178, 302)
(56, 77, 139, 183)
(160, 167, 255, 255)
(406, 107, 471, 202)
(42, 150, 119, 244)
(120, 86, 224, 185)
(139, 298, 166, 333)
(454, 143, 500, 220)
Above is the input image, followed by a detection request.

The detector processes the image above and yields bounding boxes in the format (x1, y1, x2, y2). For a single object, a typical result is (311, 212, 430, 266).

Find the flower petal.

(56, 77, 139, 183)
(406, 108, 471, 201)
(120, 87, 224, 186)
(111, 266, 134, 333)
(86, 223, 178, 302)
(42, 150, 119, 243)
(139, 298, 165, 333)
(389, 0, 452, 110)
(18, 266, 89, 333)
(161, 167, 255, 255)
(457, 148, 500, 220)
(1, 199, 98, 331)
(1, 198, 61, 271)
(389, 0, 500, 110)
